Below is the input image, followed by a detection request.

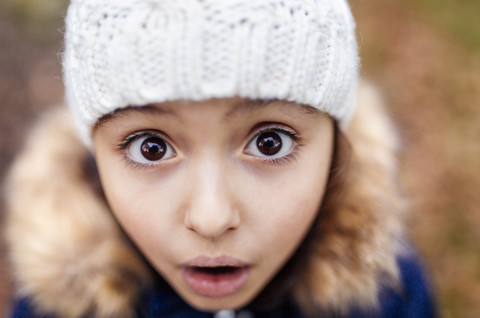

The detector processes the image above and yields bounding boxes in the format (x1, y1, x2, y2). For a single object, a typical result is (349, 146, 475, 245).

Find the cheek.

(99, 173, 188, 277)
(101, 173, 150, 240)
(258, 184, 324, 246)
(248, 163, 329, 264)
(95, 158, 179, 252)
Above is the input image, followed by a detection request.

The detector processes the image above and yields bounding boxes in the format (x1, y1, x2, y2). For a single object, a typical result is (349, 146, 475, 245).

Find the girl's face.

(93, 99, 333, 311)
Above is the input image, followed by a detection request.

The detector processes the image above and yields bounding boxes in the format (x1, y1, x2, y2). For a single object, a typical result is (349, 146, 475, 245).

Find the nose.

(184, 160, 240, 241)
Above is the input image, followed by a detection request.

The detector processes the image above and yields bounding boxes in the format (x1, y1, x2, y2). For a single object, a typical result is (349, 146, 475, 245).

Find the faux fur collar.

(5, 80, 406, 317)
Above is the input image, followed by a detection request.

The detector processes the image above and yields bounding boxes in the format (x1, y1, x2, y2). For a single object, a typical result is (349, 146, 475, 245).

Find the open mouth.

(194, 266, 241, 275)
(182, 262, 250, 297)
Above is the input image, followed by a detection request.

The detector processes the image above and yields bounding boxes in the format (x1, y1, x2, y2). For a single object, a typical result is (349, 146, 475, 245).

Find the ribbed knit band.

(64, 0, 358, 145)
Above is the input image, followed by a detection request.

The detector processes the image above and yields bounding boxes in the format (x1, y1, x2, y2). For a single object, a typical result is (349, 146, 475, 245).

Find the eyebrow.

(95, 104, 174, 127)
(223, 99, 322, 120)
(95, 98, 323, 129)
(222, 99, 270, 119)
(128, 104, 175, 116)
(99, 99, 269, 125)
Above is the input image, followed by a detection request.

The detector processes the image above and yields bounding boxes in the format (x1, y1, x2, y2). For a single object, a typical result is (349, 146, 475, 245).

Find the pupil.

(256, 132, 282, 156)
(141, 137, 166, 161)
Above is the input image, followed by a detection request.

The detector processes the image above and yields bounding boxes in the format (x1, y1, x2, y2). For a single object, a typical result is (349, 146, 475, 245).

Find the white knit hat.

(63, 0, 358, 145)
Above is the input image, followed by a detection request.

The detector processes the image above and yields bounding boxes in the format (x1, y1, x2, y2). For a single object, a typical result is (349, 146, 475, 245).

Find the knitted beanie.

(63, 0, 359, 146)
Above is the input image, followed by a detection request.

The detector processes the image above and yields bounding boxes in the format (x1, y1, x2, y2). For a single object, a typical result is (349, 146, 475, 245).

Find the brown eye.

(141, 137, 166, 161)
(245, 127, 296, 161)
(256, 132, 282, 156)
(127, 133, 176, 165)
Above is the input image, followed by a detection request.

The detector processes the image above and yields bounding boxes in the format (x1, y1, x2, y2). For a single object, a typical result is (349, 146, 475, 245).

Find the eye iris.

(140, 137, 166, 161)
(256, 132, 282, 156)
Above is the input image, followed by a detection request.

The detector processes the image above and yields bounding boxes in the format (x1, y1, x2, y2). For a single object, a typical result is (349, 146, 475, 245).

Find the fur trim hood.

(5, 80, 407, 317)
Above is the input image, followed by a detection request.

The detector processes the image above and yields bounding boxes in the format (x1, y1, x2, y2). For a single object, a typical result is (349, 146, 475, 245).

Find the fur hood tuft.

(294, 81, 407, 315)
(5, 80, 406, 317)
(5, 110, 151, 317)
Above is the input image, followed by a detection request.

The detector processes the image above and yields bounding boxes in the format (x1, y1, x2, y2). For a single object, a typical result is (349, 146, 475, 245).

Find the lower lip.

(182, 266, 251, 298)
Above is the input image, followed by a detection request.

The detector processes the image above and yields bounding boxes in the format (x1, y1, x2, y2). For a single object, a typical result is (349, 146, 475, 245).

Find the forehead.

(97, 98, 324, 127)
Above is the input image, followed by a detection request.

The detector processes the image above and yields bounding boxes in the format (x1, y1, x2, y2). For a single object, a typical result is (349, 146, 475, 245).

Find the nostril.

(183, 202, 240, 240)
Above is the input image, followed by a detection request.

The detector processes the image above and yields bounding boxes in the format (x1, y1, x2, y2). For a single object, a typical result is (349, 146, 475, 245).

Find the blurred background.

(0, 0, 479, 316)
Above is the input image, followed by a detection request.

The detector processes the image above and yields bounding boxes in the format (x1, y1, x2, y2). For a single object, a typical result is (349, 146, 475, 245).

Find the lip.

(182, 256, 251, 298)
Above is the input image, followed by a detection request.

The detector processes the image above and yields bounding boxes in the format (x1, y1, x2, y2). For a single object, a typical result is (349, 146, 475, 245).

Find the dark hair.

(250, 121, 352, 312)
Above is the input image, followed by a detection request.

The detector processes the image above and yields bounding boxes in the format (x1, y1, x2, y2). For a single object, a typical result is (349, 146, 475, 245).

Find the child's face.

(93, 99, 333, 311)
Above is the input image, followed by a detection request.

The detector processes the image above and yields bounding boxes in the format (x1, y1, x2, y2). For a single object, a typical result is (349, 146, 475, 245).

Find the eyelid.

(117, 129, 170, 150)
(247, 123, 300, 143)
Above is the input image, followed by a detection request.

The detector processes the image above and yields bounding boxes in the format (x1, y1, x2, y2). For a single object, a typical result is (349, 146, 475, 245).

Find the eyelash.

(116, 130, 172, 169)
(262, 152, 298, 165)
(246, 126, 303, 166)
(116, 125, 304, 168)
(117, 130, 157, 150)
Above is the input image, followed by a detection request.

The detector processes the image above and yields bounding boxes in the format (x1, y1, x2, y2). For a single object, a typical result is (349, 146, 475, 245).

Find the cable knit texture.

(63, 0, 358, 145)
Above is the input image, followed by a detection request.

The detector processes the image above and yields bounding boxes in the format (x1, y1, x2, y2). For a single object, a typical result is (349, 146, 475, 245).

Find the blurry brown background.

(1, 0, 479, 316)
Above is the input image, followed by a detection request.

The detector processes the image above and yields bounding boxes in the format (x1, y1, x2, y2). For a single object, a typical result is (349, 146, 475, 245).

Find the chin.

(182, 290, 256, 312)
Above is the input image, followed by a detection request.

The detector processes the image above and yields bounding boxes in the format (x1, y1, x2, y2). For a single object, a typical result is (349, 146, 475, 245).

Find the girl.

(6, 0, 436, 317)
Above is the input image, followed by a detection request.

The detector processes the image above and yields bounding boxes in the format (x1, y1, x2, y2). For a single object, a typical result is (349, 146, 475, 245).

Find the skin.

(93, 98, 334, 311)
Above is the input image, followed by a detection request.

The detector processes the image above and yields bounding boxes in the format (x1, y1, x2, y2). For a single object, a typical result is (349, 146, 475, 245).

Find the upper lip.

(184, 255, 248, 268)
